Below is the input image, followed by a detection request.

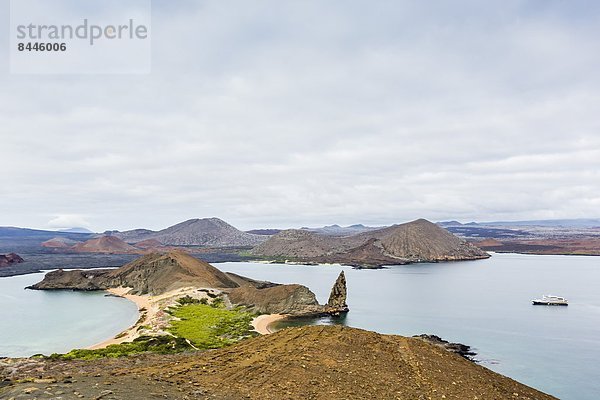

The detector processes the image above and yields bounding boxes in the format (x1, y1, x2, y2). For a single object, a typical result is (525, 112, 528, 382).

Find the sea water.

(1, 254, 598, 399)
(219, 253, 600, 400)
(0, 272, 139, 357)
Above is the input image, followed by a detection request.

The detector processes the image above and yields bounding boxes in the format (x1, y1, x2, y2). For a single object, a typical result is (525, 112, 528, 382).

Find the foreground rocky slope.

(28, 251, 347, 316)
(0, 326, 556, 400)
(253, 219, 489, 267)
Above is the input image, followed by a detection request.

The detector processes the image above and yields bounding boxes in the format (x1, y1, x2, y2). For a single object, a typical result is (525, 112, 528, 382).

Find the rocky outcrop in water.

(325, 271, 348, 314)
(414, 334, 477, 361)
(0, 253, 24, 268)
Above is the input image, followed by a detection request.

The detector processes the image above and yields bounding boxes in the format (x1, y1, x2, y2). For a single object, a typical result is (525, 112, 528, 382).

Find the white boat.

(532, 295, 568, 306)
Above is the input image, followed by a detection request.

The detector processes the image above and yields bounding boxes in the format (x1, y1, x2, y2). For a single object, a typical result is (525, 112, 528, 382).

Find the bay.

(218, 253, 600, 400)
(0, 272, 139, 358)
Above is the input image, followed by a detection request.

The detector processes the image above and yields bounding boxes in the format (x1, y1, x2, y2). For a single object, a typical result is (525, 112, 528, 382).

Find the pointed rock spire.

(326, 271, 349, 315)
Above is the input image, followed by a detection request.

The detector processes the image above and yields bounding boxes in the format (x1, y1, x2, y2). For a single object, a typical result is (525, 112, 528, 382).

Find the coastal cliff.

(228, 284, 323, 315)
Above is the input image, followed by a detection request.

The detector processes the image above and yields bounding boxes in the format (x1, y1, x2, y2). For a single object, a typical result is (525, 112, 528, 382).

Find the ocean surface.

(219, 253, 600, 400)
(0, 254, 598, 399)
(0, 272, 139, 357)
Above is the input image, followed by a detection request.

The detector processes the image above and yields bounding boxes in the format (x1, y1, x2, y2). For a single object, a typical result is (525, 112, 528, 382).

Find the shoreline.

(87, 288, 151, 349)
(89, 294, 288, 350)
(86, 286, 233, 350)
(251, 314, 286, 335)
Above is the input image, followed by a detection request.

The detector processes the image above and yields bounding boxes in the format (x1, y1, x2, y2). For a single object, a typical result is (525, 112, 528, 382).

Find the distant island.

(439, 219, 600, 256)
(4, 216, 600, 277)
(253, 219, 490, 267)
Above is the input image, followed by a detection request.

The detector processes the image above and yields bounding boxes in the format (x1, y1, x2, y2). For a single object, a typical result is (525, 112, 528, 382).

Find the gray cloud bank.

(1, 0, 599, 231)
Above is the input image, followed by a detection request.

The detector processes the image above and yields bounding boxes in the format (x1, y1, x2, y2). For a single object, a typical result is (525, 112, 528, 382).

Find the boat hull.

(532, 301, 568, 306)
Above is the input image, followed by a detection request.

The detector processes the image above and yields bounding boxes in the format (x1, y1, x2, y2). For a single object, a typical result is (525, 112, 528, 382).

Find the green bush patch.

(169, 303, 256, 349)
(49, 336, 193, 360)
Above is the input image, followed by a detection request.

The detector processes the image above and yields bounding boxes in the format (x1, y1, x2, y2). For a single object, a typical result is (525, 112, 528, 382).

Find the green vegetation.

(48, 296, 257, 360)
(169, 303, 256, 349)
(48, 336, 193, 360)
(209, 297, 224, 308)
(176, 295, 202, 305)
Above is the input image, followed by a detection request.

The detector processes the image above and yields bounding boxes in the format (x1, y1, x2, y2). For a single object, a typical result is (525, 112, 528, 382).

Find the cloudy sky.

(1, 0, 599, 232)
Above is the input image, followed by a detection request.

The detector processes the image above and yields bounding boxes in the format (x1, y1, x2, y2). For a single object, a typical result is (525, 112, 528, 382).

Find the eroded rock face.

(0, 253, 24, 268)
(326, 271, 348, 314)
(227, 270, 350, 316)
(227, 284, 323, 315)
(27, 269, 112, 291)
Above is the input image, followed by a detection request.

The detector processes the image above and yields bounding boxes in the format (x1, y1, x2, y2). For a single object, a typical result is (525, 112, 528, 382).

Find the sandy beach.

(88, 288, 285, 349)
(88, 286, 212, 350)
(251, 314, 286, 335)
(87, 288, 151, 349)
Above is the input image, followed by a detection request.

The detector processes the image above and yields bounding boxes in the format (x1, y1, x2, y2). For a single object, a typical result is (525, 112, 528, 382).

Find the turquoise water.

(218, 253, 600, 400)
(0, 273, 139, 357)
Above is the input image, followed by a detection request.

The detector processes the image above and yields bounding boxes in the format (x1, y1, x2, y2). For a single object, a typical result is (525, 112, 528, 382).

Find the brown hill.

(71, 236, 139, 254)
(102, 251, 240, 294)
(0, 326, 556, 399)
(252, 229, 347, 259)
(41, 237, 82, 249)
(114, 217, 267, 247)
(28, 252, 239, 295)
(367, 219, 489, 261)
(253, 219, 489, 267)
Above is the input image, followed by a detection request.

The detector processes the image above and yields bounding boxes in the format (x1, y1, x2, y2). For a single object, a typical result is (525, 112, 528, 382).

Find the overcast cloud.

(1, 0, 599, 231)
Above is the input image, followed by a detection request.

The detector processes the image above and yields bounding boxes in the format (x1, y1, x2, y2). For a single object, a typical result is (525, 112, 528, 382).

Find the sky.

(1, 0, 600, 232)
